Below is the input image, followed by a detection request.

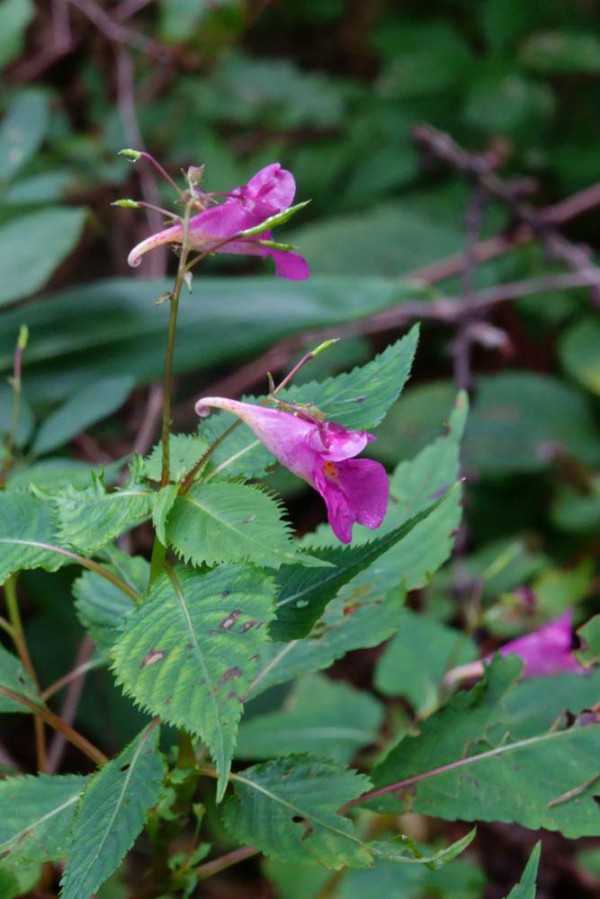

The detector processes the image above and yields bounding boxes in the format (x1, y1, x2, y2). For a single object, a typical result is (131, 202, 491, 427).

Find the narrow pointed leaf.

(112, 566, 276, 799)
(271, 495, 449, 640)
(60, 725, 165, 899)
(223, 756, 372, 868)
(370, 827, 476, 868)
(0, 775, 87, 864)
(505, 843, 541, 899)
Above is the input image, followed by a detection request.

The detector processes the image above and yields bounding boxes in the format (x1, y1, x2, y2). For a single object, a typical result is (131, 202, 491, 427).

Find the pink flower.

(195, 397, 389, 544)
(127, 163, 309, 280)
(493, 610, 586, 677)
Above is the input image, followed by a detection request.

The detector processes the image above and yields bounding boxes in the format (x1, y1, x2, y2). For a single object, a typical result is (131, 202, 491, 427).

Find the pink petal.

(236, 163, 297, 211)
(314, 458, 389, 544)
(270, 249, 310, 280)
(496, 611, 586, 677)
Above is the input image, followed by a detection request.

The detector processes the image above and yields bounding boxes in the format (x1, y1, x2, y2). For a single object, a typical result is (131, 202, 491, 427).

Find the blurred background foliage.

(1, 1, 600, 897)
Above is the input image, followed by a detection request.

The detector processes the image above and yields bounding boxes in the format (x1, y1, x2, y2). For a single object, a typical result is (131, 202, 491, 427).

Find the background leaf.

(236, 674, 384, 764)
(0, 208, 87, 307)
(559, 318, 600, 395)
(60, 725, 165, 899)
(0, 89, 49, 184)
(112, 566, 276, 799)
(0, 491, 71, 582)
(0, 0, 34, 67)
(505, 843, 541, 899)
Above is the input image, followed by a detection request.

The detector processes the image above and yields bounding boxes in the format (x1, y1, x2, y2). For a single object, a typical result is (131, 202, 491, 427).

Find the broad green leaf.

(32, 375, 135, 456)
(465, 373, 600, 475)
(249, 590, 405, 699)
(200, 414, 272, 481)
(370, 828, 476, 868)
(371, 658, 600, 836)
(577, 615, 600, 667)
(505, 843, 541, 899)
(74, 551, 148, 653)
(464, 67, 554, 138)
(8, 459, 116, 492)
(0, 89, 49, 184)
(0, 276, 422, 406)
(159, 0, 231, 43)
(288, 202, 461, 276)
(560, 318, 600, 395)
(165, 482, 295, 569)
(237, 674, 384, 764)
(143, 433, 211, 483)
(521, 31, 600, 74)
(112, 566, 276, 799)
(551, 478, 600, 534)
(0, 0, 34, 67)
(0, 774, 87, 864)
(53, 480, 153, 554)
(60, 725, 165, 899)
(271, 497, 447, 641)
(374, 609, 477, 715)
(0, 643, 39, 713)
(283, 326, 419, 430)
(374, 380, 457, 464)
(0, 208, 87, 307)
(0, 491, 71, 582)
(151, 485, 178, 546)
(223, 756, 372, 868)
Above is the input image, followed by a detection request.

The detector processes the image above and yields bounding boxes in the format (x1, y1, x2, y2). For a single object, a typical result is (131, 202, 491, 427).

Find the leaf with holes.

(236, 674, 384, 764)
(112, 566, 275, 799)
(165, 481, 296, 568)
(60, 725, 165, 899)
(0, 775, 87, 865)
(52, 480, 153, 554)
(0, 491, 71, 582)
(0, 644, 40, 713)
(282, 326, 419, 430)
(223, 756, 372, 868)
(271, 495, 449, 641)
(370, 657, 600, 837)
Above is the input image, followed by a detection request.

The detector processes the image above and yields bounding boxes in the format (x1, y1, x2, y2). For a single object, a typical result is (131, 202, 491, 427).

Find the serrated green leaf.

(0, 491, 71, 582)
(0, 643, 39, 713)
(374, 608, 477, 715)
(201, 414, 272, 480)
(151, 485, 179, 546)
(32, 376, 135, 456)
(143, 433, 211, 483)
(0, 774, 87, 864)
(505, 843, 541, 899)
(74, 551, 149, 654)
(53, 482, 153, 554)
(237, 674, 384, 764)
(370, 658, 600, 836)
(271, 496, 448, 641)
(60, 725, 165, 899)
(165, 481, 295, 568)
(249, 590, 405, 699)
(112, 566, 276, 799)
(223, 756, 372, 868)
(282, 327, 419, 430)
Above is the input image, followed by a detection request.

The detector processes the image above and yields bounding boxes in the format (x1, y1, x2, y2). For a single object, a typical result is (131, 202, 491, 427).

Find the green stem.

(4, 574, 47, 771)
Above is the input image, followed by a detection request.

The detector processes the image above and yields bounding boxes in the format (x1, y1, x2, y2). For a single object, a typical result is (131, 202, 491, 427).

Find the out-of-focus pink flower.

(195, 397, 389, 544)
(492, 610, 586, 677)
(127, 163, 309, 280)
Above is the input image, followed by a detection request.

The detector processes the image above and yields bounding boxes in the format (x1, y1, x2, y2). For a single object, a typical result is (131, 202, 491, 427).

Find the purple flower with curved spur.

(195, 397, 389, 544)
(128, 163, 309, 280)
(493, 610, 585, 677)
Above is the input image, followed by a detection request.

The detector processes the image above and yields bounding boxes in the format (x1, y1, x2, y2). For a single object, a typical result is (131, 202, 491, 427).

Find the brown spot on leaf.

(240, 620, 258, 633)
(142, 649, 166, 668)
(220, 610, 242, 631)
(220, 666, 242, 685)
